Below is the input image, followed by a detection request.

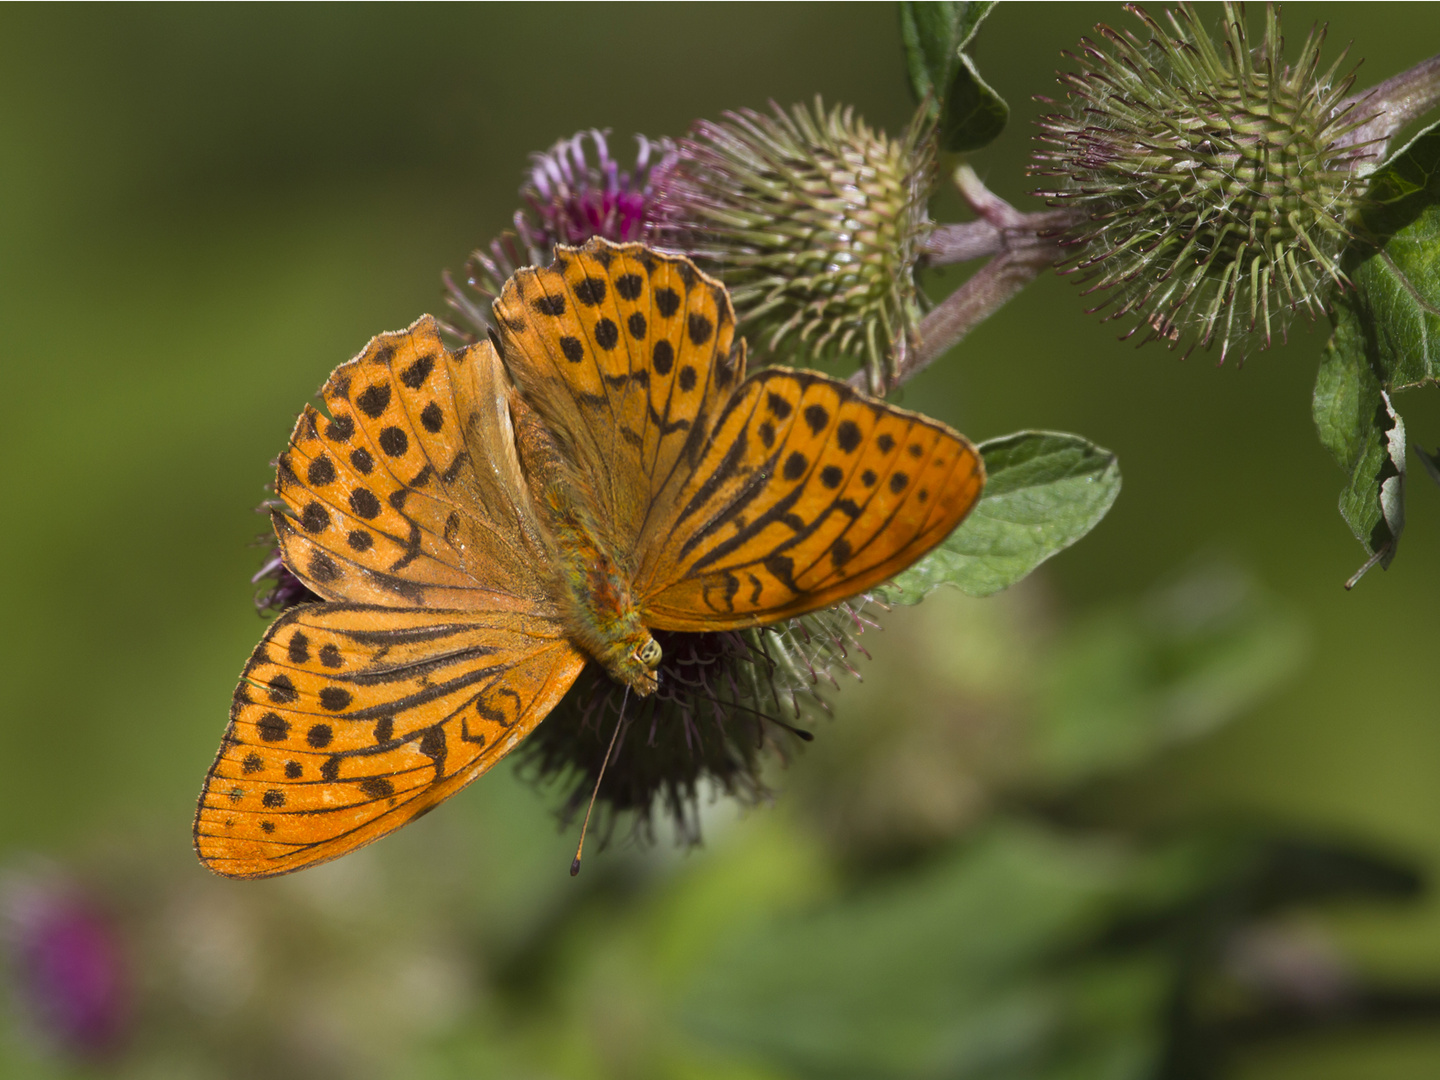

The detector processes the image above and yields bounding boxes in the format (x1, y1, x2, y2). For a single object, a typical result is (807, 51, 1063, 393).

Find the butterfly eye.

(637, 637, 662, 669)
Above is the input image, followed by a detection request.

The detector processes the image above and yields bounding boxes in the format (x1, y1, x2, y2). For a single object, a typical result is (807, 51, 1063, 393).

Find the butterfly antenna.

(571, 686, 629, 877)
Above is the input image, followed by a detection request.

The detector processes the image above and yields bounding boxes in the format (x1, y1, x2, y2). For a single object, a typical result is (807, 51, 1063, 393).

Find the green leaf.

(1313, 298, 1407, 583)
(1034, 562, 1307, 783)
(898, 1, 1008, 153)
(680, 823, 1157, 1080)
(883, 431, 1121, 603)
(1351, 120, 1440, 391)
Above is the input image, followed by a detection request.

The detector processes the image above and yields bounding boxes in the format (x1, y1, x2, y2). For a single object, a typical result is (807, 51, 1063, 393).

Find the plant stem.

(860, 167, 1076, 389)
(1338, 52, 1440, 166)
(921, 174, 1074, 267)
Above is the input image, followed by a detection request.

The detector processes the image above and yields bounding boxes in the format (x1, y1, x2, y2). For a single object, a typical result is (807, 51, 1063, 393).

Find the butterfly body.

(508, 378, 662, 694)
(196, 239, 983, 878)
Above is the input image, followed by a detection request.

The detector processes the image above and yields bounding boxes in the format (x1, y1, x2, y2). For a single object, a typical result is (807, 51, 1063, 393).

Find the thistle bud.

(652, 99, 936, 393)
(1032, 3, 1371, 360)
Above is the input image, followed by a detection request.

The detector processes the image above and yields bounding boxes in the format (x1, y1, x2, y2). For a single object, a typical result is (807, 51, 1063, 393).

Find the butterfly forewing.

(195, 603, 585, 878)
(276, 316, 550, 612)
(639, 369, 984, 630)
(493, 240, 743, 557)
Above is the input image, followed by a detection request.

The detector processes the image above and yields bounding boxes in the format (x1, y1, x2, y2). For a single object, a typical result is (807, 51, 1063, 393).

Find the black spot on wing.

(594, 318, 619, 350)
(378, 426, 408, 457)
(307, 455, 336, 486)
(763, 553, 797, 592)
(287, 632, 310, 665)
(400, 354, 435, 389)
(442, 449, 469, 483)
(655, 287, 681, 318)
(319, 687, 352, 711)
(257, 713, 289, 742)
(688, 313, 713, 346)
(308, 552, 340, 584)
(359, 777, 395, 800)
(349, 488, 381, 519)
(301, 502, 330, 533)
(356, 383, 391, 419)
(575, 276, 607, 306)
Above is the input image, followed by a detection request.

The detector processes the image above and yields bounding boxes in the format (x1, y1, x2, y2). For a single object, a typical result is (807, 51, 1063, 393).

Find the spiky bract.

(1032, 3, 1370, 360)
(653, 99, 935, 393)
(519, 601, 880, 847)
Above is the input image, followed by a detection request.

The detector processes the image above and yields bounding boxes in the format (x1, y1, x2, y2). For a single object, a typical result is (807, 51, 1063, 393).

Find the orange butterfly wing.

(274, 315, 552, 614)
(199, 316, 584, 878)
(195, 603, 585, 878)
(492, 240, 744, 558)
(638, 369, 984, 630)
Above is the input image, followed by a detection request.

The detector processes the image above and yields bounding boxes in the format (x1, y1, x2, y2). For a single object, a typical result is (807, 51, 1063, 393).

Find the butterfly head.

(610, 632, 662, 696)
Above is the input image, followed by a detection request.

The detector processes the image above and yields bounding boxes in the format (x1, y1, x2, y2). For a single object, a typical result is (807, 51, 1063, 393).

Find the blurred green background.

(3, 4, 1440, 1077)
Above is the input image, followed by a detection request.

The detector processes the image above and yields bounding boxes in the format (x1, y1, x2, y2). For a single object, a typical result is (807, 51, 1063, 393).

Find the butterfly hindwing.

(194, 603, 586, 878)
(639, 369, 984, 630)
(493, 240, 743, 557)
(275, 316, 551, 613)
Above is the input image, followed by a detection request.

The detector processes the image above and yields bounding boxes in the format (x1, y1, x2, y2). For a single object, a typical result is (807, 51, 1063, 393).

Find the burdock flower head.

(521, 602, 881, 849)
(445, 129, 677, 341)
(1032, 3, 1371, 360)
(652, 99, 937, 393)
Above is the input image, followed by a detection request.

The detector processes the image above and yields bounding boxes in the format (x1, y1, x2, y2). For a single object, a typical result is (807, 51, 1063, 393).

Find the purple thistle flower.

(252, 545, 316, 615)
(4, 874, 129, 1059)
(444, 130, 678, 342)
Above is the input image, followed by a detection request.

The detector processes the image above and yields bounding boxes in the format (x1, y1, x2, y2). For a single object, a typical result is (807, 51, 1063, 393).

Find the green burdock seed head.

(653, 98, 936, 393)
(1032, 2, 1372, 361)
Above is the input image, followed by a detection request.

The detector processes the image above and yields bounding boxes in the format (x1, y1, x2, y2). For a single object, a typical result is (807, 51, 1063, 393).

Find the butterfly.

(194, 239, 985, 878)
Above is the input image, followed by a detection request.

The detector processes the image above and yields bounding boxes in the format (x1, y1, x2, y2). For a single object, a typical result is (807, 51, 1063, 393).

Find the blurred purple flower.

(445, 130, 678, 341)
(4, 875, 129, 1058)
